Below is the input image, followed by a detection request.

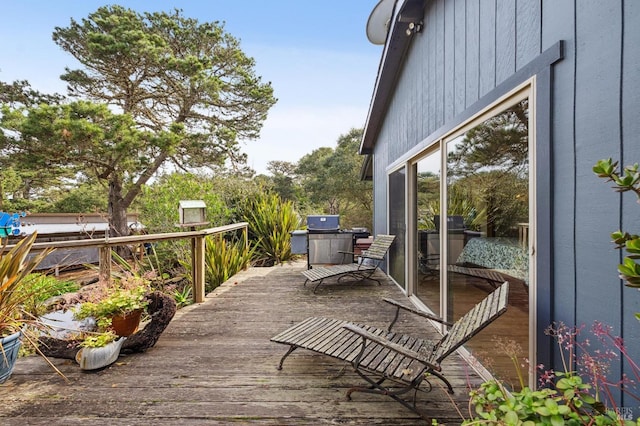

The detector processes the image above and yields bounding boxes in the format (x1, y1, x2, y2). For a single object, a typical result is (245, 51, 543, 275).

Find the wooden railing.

(8, 222, 249, 304)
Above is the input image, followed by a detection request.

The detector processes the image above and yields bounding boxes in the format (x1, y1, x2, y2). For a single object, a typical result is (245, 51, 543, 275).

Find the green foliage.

(202, 234, 254, 292)
(239, 192, 302, 266)
(138, 172, 232, 233)
(136, 172, 259, 277)
(18, 274, 79, 317)
(264, 160, 303, 203)
(0, 79, 63, 107)
(0, 100, 170, 236)
(463, 375, 630, 425)
(3, 6, 276, 236)
(464, 321, 640, 425)
(73, 286, 148, 331)
(39, 181, 108, 213)
(594, 158, 640, 290)
(172, 285, 193, 309)
(420, 183, 486, 231)
(78, 330, 117, 348)
(449, 99, 529, 176)
(0, 233, 53, 336)
(296, 128, 373, 230)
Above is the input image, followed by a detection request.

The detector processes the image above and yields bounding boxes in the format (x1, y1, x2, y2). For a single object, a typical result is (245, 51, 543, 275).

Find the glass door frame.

(387, 164, 408, 291)
(404, 80, 537, 385)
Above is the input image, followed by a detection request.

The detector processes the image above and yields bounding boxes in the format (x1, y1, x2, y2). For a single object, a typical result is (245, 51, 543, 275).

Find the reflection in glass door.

(415, 150, 441, 315)
(445, 99, 530, 389)
(388, 168, 406, 289)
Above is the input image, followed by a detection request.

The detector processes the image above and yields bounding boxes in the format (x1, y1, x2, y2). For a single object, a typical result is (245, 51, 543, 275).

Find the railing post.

(99, 246, 111, 284)
(193, 236, 206, 303)
(243, 224, 248, 267)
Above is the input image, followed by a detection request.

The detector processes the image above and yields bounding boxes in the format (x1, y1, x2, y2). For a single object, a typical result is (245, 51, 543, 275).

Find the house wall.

(370, 0, 640, 411)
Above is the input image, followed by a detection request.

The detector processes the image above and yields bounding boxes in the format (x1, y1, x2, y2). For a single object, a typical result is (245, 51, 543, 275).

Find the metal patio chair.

(301, 234, 395, 293)
(271, 282, 509, 420)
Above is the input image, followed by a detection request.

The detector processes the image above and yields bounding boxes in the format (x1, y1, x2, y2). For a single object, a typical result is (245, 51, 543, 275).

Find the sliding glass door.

(404, 90, 533, 388)
(445, 99, 530, 388)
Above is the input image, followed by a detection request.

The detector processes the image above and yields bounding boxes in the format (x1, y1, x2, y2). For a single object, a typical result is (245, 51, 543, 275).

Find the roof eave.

(359, 0, 427, 155)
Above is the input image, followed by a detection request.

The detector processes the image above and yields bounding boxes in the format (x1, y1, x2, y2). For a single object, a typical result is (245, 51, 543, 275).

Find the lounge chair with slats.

(271, 282, 509, 420)
(301, 234, 395, 293)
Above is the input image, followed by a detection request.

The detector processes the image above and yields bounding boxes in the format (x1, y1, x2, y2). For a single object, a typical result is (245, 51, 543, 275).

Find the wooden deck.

(1, 260, 485, 425)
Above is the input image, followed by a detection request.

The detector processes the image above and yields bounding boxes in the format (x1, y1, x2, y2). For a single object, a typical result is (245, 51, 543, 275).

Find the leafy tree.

(446, 100, 529, 236)
(1, 80, 67, 210)
(296, 128, 373, 230)
(41, 179, 108, 213)
(137, 172, 231, 233)
(265, 160, 301, 203)
(296, 146, 334, 207)
(0, 80, 63, 107)
(33, 6, 277, 236)
(1, 101, 176, 236)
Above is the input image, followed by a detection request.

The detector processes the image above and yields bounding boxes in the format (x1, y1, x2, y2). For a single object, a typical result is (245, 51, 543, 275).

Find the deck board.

(1, 260, 485, 425)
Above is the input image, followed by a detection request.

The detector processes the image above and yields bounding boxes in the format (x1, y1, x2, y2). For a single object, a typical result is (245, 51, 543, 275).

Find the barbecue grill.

(303, 215, 370, 269)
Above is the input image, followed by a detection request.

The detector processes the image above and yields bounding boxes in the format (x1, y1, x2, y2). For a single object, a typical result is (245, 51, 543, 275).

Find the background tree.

(1, 101, 173, 233)
(1, 80, 67, 211)
(41, 178, 108, 213)
(43, 6, 275, 236)
(264, 160, 301, 203)
(297, 146, 337, 211)
(296, 128, 373, 230)
(0, 80, 63, 107)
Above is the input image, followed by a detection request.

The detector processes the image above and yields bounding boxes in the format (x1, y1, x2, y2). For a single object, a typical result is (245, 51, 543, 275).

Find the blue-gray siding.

(370, 0, 640, 410)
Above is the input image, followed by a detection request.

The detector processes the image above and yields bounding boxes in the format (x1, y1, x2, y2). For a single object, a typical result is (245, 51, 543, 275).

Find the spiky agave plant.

(0, 232, 67, 382)
(0, 233, 53, 337)
(242, 192, 302, 266)
(203, 234, 254, 292)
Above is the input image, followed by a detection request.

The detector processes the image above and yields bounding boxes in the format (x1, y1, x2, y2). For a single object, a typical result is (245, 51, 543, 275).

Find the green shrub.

(240, 192, 302, 266)
(202, 234, 254, 292)
(19, 273, 79, 317)
(137, 172, 232, 233)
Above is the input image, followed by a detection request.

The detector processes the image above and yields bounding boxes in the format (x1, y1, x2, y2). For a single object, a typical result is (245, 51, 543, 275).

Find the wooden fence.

(5, 222, 249, 303)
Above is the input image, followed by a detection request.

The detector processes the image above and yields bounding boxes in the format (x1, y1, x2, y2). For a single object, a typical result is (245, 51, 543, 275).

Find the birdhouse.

(178, 200, 208, 227)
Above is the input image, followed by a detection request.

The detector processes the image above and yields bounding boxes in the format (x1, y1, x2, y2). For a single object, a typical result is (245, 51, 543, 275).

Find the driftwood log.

(38, 291, 177, 361)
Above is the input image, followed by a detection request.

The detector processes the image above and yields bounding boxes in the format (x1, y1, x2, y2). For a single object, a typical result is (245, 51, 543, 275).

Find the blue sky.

(0, 1, 383, 175)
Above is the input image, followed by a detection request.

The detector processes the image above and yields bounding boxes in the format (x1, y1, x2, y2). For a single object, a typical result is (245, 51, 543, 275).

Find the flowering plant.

(463, 322, 640, 425)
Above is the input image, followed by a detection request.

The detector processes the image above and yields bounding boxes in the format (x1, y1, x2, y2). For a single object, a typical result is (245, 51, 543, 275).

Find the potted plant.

(0, 232, 53, 383)
(73, 285, 149, 337)
(73, 329, 128, 370)
(71, 282, 149, 370)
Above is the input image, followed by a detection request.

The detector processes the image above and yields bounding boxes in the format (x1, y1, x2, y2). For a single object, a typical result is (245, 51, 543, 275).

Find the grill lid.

(306, 215, 339, 231)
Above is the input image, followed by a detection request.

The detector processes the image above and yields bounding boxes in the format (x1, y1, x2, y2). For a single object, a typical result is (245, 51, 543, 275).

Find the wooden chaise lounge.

(301, 234, 395, 293)
(271, 282, 509, 420)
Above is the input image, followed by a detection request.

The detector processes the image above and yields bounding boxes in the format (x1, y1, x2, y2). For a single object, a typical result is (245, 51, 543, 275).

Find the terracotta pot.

(110, 310, 142, 337)
(0, 330, 22, 383)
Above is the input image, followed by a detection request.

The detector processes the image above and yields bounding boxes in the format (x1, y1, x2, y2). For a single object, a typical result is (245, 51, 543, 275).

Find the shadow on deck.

(1, 260, 484, 425)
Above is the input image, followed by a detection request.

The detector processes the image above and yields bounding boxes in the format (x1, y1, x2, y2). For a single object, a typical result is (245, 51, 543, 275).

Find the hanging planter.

(0, 330, 22, 384)
(75, 337, 126, 371)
